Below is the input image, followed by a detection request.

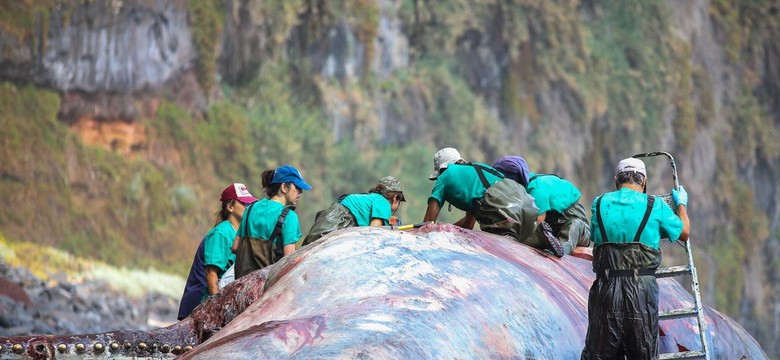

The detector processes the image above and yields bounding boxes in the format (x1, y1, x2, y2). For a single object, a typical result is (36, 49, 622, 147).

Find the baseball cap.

(272, 165, 313, 190)
(377, 176, 406, 201)
(221, 183, 258, 204)
(616, 158, 647, 177)
(492, 156, 531, 187)
(429, 147, 464, 180)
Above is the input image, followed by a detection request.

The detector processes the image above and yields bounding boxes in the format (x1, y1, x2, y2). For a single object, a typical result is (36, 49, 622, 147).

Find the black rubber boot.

(539, 221, 565, 258)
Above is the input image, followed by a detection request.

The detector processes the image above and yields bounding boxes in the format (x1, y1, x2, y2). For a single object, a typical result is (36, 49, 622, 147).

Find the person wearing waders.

(232, 165, 312, 279)
(177, 183, 258, 320)
(492, 155, 590, 257)
(301, 176, 405, 246)
(422, 148, 541, 249)
(581, 158, 690, 360)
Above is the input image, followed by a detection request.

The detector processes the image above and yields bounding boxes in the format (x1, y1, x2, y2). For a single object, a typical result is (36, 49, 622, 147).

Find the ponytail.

(261, 169, 281, 197)
(214, 200, 233, 227)
(368, 184, 387, 194)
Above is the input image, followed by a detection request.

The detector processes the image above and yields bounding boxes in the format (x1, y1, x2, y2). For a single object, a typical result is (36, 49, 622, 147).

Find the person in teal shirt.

(581, 157, 690, 360)
(302, 176, 406, 245)
(493, 155, 590, 257)
(232, 165, 312, 279)
(177, 182, 258, 320)
(423, 148, 538, 246)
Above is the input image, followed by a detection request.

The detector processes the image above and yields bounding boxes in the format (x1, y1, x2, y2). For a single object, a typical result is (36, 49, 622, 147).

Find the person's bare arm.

(283, 244, 296, 256)
(453, 213, 476, 229)
(677, 205, 690, 241)
(370, 218, 384, 226)
(423, 198, 441, 223)
(205, 266, 220, 295)
(536, 212, 546, 225)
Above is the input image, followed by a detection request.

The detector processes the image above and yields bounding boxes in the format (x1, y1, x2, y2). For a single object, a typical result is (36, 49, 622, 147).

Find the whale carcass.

(0, 223, 768, 359)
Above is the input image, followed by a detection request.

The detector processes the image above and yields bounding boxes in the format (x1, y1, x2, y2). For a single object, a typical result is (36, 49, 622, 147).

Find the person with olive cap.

(302, 176, 406, 246)
(232, 165, 312, 278)
(492, 155, 590, 257)
(581, 157, 690, 360)
(423, 147, 539, 245)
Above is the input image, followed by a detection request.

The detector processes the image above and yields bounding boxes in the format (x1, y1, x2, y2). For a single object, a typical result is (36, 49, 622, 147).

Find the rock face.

(0, 0, 203, 126)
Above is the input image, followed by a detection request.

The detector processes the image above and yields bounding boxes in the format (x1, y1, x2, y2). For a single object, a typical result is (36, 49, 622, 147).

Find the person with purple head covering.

(493, 156, 591, 257)
(424, 148, 539, 247)
(492, 156, 531, 187)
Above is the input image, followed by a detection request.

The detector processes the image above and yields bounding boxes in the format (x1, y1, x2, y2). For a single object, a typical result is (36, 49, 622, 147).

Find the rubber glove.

(672, 185, 688, 207)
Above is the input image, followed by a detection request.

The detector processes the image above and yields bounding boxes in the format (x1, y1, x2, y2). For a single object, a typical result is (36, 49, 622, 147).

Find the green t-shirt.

(236, 198, 301, 247)
(590, 188, 684, 250)
(527, 173, 581, 215)
(340, 193, 392, 226)
(203, 220, 237, 275)
(429, 163, 503, 212)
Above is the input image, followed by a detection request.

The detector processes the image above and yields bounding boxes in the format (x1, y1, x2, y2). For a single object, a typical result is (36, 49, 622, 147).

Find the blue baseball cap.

(272, 165, 312, 190)
(492, 156, 531, 187)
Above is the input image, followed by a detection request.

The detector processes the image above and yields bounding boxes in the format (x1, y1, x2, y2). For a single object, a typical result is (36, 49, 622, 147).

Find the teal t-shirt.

(340, 193, 392, 226)
(429, 163, 503, 212)
(527, 173, 581, 215)
(236, 198, 301, 246)
(203, 220, 237, 275)
(590, 188, 684, 250)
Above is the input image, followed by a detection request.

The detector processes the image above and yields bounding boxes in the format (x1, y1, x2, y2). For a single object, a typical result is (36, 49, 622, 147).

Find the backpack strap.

(271, 206, 293, 259)
(244, 201, 255, 221)
(469, 163, 504, 190)
(595, 195, 655, 244)
(632, 196, 655, 243)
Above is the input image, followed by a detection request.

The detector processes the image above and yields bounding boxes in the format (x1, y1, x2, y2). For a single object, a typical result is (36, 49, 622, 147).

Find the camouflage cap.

(377, 176, 406, 201)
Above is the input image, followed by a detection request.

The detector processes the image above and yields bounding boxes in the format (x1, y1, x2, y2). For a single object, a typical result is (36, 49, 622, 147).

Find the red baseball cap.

(220, 183, 258, 204)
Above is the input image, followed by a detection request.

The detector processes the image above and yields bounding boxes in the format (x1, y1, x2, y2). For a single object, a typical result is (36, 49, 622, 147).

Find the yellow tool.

(394, 222, 432, 231)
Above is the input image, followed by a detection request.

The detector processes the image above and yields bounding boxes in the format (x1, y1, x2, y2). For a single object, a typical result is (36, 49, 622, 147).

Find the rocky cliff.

(0, 0, 778, 357)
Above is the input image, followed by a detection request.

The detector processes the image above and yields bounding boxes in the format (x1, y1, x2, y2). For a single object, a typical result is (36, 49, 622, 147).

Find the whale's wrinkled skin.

(0, 224, 768, 359)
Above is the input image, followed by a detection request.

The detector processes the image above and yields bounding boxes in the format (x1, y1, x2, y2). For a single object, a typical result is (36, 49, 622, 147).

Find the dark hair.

(615, 171, 645, 186)
(214, 200, 235, 227)
(261, 170, 281, 197)
(368, 184, 402, 203)
(368, 184, 386, 194)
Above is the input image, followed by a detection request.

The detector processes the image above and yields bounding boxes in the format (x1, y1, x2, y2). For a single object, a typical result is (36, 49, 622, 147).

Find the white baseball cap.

(616, 158, 647, 177)
(429, 147, 464, 180)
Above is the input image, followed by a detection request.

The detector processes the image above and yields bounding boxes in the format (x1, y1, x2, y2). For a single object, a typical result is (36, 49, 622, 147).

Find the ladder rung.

(659, 350, 707, 359)
(655, 265, 691, 278)
(660, 307, 698, 320)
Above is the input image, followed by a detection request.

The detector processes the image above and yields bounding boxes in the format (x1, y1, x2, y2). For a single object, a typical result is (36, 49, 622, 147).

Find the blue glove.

(672, 186, 688, 207)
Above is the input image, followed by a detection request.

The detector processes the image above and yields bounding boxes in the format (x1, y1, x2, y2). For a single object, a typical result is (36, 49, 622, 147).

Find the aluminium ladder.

(632, 152, 709, 360)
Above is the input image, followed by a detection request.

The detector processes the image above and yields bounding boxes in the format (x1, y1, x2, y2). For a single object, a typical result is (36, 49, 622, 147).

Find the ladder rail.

(634, 152, 710, 360)
(684, 239, 710, 359)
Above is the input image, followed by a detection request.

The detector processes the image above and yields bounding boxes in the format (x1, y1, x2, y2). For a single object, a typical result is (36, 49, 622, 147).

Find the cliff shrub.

(188, 0, 225, 93)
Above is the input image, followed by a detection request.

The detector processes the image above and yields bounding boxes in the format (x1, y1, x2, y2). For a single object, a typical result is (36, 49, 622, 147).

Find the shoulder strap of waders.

(632, 195, 655, 243)
(272, 206, 293, 259)
(528, 173, 563, 183)
(469, 163, 504, 190)
(596, 194, 655, 244)
(595, 195, 609, 243)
